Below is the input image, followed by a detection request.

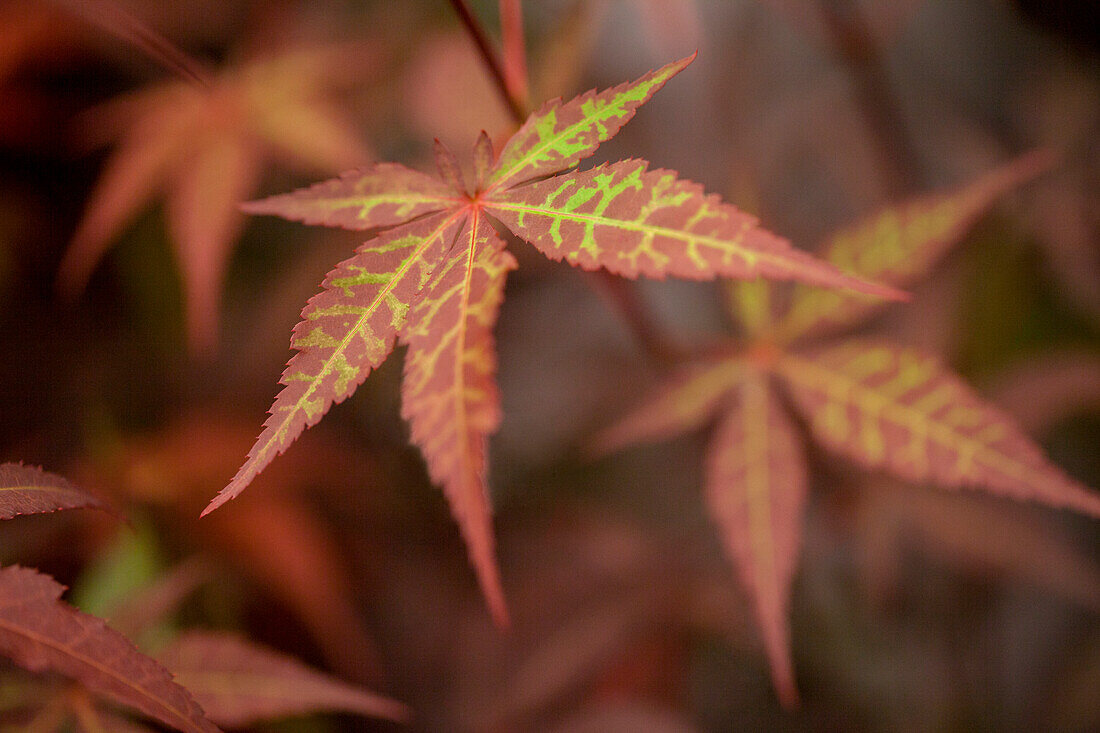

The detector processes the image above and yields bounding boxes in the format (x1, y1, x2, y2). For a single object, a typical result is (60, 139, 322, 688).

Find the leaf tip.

(238, 196, 273, 216)
(199, 483, 240, 517)
(665, 50, 698, 78)
(433, 138, 467, 194)
(649, 50, 697, 88)
(198, 498, 223, 518)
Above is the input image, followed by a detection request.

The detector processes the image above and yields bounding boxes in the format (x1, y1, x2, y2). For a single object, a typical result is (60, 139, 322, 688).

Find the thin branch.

(587, 271, 690, 367)
(447, 0, 528, 123)
(816, 0, 923, 195)
(499, 0, 530, 110)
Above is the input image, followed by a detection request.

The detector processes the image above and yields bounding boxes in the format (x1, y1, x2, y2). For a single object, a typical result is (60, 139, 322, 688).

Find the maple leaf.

(704, 368, 806, 707)
(854, 478, 1100, 612)
(108, 409, 388, 681)
(0, 462, 108, 519)
(775, 149, 1055, 342)
(59, 44, 371, 352)
(0, 565, 220, 733)
(594, 153, 1100, 703)
(207, 53, 904, 626)
(159, 631, 409, 727)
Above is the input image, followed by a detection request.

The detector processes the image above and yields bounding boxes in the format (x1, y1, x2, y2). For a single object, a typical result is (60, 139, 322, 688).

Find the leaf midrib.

(255, 209, 466, 472)
(485, 200, 764, 268)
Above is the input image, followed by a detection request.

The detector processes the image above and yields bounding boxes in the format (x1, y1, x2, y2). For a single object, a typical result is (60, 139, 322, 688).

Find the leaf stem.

(587, 272, 689, 367)
(447, 0, 529, 123)
(499, 0, 530, 110)
(816, 0, 923, 195)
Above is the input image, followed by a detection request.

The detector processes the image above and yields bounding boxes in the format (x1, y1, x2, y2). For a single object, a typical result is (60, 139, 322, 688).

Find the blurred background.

(0, 0, 1098, 730)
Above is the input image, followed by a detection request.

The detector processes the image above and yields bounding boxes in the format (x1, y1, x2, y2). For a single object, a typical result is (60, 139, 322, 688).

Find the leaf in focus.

(204, 211, 464, 515)
(487, 159, 904, 296)
(60, 44, 372, 352)
(487, 53, 695, 190)
(159, 631, 408, 727)
(0, 463, 107, 520)
(776, 340, 1100, 516)
(775, 151, 1053, 342)
(222, 53, 900, 623)
(704, 369, 806, 707)
(0, 565, 219, 733)
(400, 210, 517, 626)
(239, 162, 457, 230)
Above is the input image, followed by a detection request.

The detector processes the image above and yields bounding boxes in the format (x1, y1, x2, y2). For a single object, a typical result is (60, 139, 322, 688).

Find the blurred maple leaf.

(96, 408, 388, 684)
(0, 462, 109, 519)
(208, 53, 904, 629)
(594, 151, 1100, 705)
(0, 565, 220, 733)
(0, 465, 218, 732)
(59, 43, 372, 352)
(987, 350, 1100, 435)
(1014, 63, 1100, 325)
(0, 456, 405, 729)
(159, 631, 409, 727)
(852, 477, 1100, 612)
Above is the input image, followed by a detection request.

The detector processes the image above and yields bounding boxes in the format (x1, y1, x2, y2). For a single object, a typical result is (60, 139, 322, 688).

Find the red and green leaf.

(241, 162, 458, 229)
(160, 632, 408, 727)
(704, 369, 806, 707)
(485, 54, 695, 191)
(203, 211, 464, 515)
(775, 151, 1053, 343)
(0, 463, 107, 520)
(400, 210, 517, 626)
(0, 565, 219, 733)
(775, 340, 1100, 516)
(486, 159, 905, 296)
